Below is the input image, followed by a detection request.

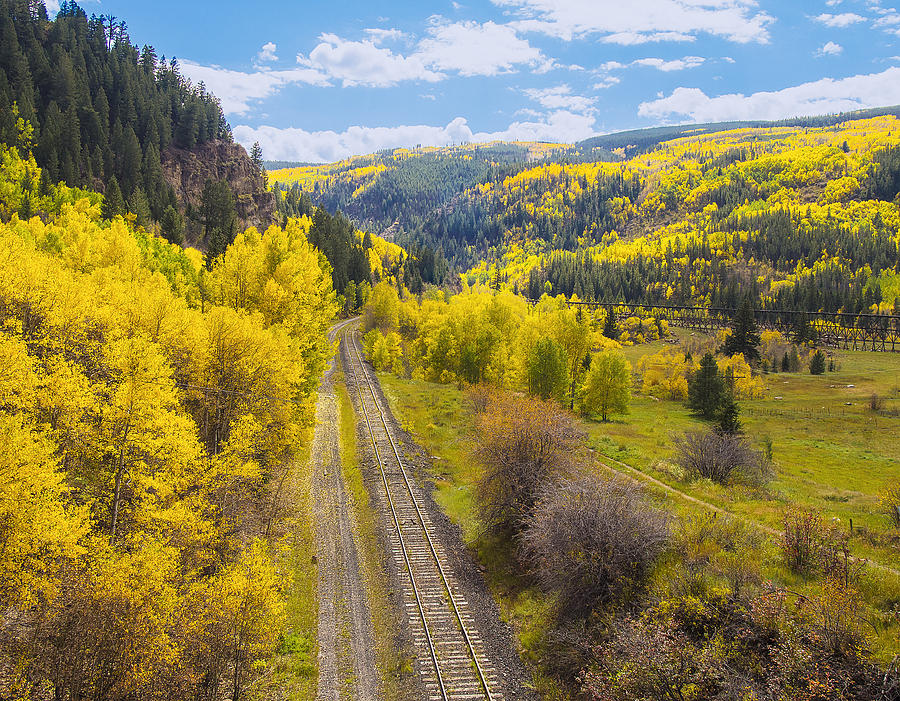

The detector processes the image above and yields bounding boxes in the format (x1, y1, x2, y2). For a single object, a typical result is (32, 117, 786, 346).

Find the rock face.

(161, 139, 276, 231)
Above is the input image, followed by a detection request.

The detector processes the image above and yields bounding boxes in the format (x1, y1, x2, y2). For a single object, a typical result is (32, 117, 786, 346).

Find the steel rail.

(347, 328, 495, 700)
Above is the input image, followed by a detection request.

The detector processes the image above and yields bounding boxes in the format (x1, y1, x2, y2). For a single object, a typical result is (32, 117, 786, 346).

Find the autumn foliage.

(0, 142, 334, 697)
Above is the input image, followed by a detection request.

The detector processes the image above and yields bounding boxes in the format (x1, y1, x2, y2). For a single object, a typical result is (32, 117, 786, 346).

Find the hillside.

(274, 116, 900, 315)
(0, 0, 272, 244)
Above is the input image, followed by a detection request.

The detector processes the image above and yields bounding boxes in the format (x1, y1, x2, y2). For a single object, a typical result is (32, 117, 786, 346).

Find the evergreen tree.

(602, 306, 617, 339)
(201, 179, 236, 262)
(722, 297, 761, 363)
(809, 350, 826, 375)
(781, 351, 791, 372)
(688, 352, 726, 420)
(129, 187, 152, 228)
(716, 393, 742, 435)
(102, 175, 125, 219)
(160, 204, 184, 244)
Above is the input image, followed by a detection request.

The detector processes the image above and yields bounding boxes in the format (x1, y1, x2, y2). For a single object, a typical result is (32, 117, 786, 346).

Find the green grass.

(378, 341, 900, 668)
(336, 373, 417, 700)
(607, 335, 900, 570)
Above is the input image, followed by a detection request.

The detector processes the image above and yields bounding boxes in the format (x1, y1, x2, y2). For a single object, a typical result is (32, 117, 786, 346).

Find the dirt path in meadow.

(311, 318, 379, 701)
(593, 451, 900, 579)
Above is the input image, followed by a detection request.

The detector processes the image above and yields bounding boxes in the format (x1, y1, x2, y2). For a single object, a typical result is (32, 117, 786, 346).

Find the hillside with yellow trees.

(0, 133, 335, 696)
(279, 113, 900, 316)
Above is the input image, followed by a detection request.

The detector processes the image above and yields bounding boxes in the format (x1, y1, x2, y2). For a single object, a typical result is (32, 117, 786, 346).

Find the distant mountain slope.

(468, 116, 900, 315)
(273, 114, 900, 314)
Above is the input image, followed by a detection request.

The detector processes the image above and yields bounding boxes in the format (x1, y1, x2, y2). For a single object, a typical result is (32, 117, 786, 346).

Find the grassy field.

(611, 333, 900, 569)
(377, 339, 900, 671)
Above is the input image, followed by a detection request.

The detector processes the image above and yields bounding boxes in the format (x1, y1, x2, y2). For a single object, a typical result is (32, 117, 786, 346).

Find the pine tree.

(809, 350, 826, 375)
(129, 187, 152, 228)
(722, 297, 761, 363)
(602, 306, 617, 339)
(160, 204, 184, 244)
(716, 393, 742, 435)
(688, 352, 725, 420)
(781, 352, 790, 372)
(102, 175, 125, 219)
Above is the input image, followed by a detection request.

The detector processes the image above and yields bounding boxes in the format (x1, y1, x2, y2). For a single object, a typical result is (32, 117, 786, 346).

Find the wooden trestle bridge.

(526, 300, 900, 352)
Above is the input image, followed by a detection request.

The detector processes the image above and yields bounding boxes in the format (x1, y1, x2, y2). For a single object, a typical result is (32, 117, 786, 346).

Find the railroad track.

(344, 329, 504, 701)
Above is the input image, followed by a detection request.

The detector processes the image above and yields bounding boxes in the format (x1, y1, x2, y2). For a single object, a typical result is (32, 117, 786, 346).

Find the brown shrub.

(519, 472, 670, 616)
(474, 390, 583, 540)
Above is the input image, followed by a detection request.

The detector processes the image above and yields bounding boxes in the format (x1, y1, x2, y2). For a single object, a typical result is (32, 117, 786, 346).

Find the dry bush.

(519, 472, 670, 616)
(673, 429, 772, 486)
(781, 508, 825, 576)
(474, 391, 583, 540)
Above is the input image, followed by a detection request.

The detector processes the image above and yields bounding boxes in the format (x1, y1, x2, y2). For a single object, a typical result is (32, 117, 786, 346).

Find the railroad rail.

(344, 329, 503, 701)
(525, 299, 900, 352)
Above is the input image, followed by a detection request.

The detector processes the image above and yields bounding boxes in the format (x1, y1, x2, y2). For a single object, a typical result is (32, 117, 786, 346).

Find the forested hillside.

(280, 115, 900, 316)
(0, 0, 272, 246)
(0, 124, 335, 696)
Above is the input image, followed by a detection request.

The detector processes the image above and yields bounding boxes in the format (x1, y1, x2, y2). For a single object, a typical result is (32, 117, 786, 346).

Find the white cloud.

(179, 60, 329, 115)
(638, 66, 900, 122)
(297, 20, 551, 87)
(418, 19, 553, 75)
(875, 11, 900, 33)
(364, 28, 406, 44)
(491, 0, 774, 43)
(601, 31, 696, 45)
(234, 112, 595, 162)
(814, 12, 866, 27)
(44, 0, 60, 15)
(632, 55, 705, 71)
(594, 76, 621, 89)
(524, 84, 595, 111)
(816, 41, 843, 56)
(593, 55, 705, 87)
(299, 33, 442, 87)
(256, 42, 278, 63)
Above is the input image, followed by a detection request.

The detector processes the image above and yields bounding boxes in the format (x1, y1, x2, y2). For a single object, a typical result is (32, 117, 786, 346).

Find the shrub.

(781, 508, 824, 576)
(519, 473, 670, 616)
(673, 430, 772, 486)
(878, 482, 900, 529)
(474, 391, 582, 540)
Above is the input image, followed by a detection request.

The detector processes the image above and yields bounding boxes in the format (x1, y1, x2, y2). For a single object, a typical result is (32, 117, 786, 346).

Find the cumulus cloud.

(299, 33, 442, 87)
(594, 76, 621, 89)
(814, 12, 866, 27)
(179, 60, 329, 115)
(364, 28, 406, 43)
(299, 20, 553, 84)
(638, 66, 900, 122)
(524, 85, 595, 111)
(418, 19, 553, 75)
(256, 42, 278, 63)
(593, 55, 705, 88)
(234, 111, 596, 162)
(632, 55, 705, 71)
(816, 41, 843, 56)
(491, 0, 774, 43)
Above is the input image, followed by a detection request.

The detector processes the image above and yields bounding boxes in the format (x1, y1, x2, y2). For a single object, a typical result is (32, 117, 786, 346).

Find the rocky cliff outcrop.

(161, 139, 276, 231)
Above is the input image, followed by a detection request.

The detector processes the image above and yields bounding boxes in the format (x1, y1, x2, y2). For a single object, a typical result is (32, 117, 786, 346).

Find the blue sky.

(56, 0, 900, 162)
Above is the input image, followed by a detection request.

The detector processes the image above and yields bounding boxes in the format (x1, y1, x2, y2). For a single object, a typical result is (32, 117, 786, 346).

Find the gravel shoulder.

(311, 319, 379, 701)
